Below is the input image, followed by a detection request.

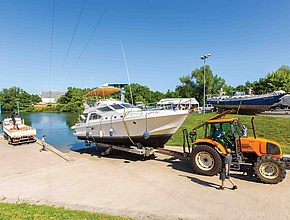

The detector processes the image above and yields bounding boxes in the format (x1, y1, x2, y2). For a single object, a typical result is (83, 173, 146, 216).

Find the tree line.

(0, 65, 289, 113)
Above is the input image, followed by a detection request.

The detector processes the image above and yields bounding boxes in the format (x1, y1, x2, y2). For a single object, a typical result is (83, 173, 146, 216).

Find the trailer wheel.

(190, 145, 222, 176)
(7, 136, 12, 145)
(253, 156, 286, 184)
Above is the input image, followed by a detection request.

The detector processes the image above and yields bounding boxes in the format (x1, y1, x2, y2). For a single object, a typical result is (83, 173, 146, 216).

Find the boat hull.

(73, 110, 189, 148)
(77, 133, 172, 148)
(207, 93, 285, 115)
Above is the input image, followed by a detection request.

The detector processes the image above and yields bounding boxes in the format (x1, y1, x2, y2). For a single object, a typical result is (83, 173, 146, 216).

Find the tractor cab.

(205, 118, 242, 155)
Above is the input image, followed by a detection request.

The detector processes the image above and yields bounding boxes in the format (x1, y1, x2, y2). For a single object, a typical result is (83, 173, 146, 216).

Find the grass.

(0, 202, 133, 220)
(167, 112, 290, 154)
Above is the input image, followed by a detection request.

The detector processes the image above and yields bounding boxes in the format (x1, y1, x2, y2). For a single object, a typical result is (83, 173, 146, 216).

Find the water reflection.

(0, 112, 86, 152)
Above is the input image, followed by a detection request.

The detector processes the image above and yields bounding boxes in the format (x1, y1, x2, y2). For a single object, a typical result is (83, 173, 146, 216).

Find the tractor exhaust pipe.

(251, 117, 257, 139)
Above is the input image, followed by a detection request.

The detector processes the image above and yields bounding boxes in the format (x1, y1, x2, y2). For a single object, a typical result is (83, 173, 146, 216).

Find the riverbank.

(1, 134, 290, 219)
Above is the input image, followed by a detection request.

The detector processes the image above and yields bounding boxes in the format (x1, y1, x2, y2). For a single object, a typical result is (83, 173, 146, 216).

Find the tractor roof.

(206, 118, 239, 124)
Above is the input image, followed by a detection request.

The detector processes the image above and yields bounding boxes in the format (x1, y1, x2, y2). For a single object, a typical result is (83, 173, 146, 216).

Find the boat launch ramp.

(1, 134, 290, 220)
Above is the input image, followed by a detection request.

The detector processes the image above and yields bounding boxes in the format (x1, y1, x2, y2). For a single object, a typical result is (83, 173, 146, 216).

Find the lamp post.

(201, 54, 211, 114)
(16, 98, 20, 116)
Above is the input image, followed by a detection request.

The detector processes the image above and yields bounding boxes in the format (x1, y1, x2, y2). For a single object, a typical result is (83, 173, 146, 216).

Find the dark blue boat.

(207, 91, 286, 115)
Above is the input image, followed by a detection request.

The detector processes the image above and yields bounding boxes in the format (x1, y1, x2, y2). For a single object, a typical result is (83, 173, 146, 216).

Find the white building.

(39, 91, 65, 104)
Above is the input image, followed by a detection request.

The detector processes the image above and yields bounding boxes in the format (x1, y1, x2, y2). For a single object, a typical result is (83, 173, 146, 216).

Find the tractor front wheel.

(190, 145, 222, 176)
(253, 156, 286, 184)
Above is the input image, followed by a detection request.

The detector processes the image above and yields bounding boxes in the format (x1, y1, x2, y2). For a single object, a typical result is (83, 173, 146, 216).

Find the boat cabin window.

(89, 113, 102, 120)
(110, 104, 125, 110)
(98, 106, 113, 112)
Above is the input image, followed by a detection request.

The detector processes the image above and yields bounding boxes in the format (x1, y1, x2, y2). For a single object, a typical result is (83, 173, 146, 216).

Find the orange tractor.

(179, 110, 288, 184)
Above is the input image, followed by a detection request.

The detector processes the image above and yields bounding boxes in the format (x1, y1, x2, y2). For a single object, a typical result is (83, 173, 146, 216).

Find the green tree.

(251, 65, 290, 94)
(235, 84, 246, 93)
(124, 83, 164, 105)
(175, 75, 198, 98)
(0, 86, 40, 112)
(57, 87, 90, 112)
(175, 65, 227, 105)
(222, 85, 235, 96)
(164, 89, 179, 98)
(212, 75, 226, 95)
(265, 65, 290, 92)
(31, 94, 41, 104)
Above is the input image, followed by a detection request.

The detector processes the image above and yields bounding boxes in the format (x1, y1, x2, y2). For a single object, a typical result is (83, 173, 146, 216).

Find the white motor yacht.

(71, 87, 189, 148)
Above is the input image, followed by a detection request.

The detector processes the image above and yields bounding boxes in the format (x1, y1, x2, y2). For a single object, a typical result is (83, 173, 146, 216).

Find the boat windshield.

(110, 104, 126, 110)
(97, 103, 136, 112)
(98, 106, 113, 112)
(89, 113, 102, 120)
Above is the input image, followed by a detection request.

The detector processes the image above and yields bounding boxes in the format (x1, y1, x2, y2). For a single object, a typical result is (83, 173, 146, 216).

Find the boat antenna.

(120, 41, 134, 105)
(90, 75, 95, 88)
(90, 75, 99, 100)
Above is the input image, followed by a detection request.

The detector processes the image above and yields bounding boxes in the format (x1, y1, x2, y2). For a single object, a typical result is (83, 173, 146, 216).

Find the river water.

(0, 112, 86, 152)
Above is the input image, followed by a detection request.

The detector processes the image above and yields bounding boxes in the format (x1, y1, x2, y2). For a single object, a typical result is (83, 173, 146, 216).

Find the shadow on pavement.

(154, 156, 194, 173)
(179, 175, 220, 189)
(72, 146, 146, 162)
(230, 164, 260, 183)
(155, 156, 263, 184)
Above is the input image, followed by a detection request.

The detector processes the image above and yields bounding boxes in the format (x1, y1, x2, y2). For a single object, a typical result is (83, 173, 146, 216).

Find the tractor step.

(231, 162, 241, 171)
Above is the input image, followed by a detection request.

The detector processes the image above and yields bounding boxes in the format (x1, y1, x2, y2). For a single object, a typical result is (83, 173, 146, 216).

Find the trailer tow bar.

(156, 148, 189, 160)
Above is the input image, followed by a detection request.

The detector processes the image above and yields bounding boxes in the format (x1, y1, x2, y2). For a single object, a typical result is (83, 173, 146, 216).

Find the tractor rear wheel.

(253, 156, 286, 184)
(190, 145, 222, 176)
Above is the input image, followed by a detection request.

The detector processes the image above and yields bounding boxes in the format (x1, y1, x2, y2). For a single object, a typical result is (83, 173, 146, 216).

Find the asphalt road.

(0, 135, 290, 220)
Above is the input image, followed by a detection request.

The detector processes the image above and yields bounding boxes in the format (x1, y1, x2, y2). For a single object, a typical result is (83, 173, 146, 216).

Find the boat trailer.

(84, 140, 290, 169)
(85, 141, 156, 158)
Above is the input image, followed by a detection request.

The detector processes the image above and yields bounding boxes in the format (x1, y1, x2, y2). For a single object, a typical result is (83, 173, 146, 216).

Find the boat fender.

(143, 131, 150, 139)
(100, 130, 103, 137)
(109, 128, 114, 136)
(86, 131, 89, 139)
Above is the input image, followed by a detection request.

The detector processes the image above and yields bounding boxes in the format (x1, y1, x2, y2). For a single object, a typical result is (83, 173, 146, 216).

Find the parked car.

(198, 104, 215, 113)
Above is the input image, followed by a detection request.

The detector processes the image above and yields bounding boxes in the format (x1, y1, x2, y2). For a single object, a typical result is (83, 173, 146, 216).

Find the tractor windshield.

(233, 120, 242, 137)
(207, 121, 236, 152)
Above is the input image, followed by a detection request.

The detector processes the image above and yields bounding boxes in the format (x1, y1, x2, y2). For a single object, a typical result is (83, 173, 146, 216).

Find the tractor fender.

(193, 139, 227, 155)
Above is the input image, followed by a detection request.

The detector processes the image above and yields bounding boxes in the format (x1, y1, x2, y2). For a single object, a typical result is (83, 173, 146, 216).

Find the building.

(39, 91, 65, 104)
(157, 98, 199, 110)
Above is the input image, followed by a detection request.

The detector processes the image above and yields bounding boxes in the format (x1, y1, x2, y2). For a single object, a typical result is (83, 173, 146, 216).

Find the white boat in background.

(71, 86, 189, 148)
(157, 98, 199, 110)
(279, 94, 290, 107)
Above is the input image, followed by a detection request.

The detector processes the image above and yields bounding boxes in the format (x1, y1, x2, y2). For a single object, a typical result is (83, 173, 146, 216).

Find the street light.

(201, 54, 211, 114)
(16, 98, 20, 116)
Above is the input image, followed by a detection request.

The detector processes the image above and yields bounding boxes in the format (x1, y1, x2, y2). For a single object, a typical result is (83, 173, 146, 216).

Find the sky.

(0, 0, 290, 95)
